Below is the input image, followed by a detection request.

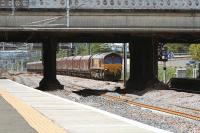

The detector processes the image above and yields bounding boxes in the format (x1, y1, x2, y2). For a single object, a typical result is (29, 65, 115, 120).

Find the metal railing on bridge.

(70, 0, 200, 10)
(0, 0, 200, 10)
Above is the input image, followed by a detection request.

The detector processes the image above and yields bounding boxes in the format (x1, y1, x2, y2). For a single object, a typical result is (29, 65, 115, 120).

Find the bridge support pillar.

(38, 39, 63, 91)
(126, 38, 158, 91)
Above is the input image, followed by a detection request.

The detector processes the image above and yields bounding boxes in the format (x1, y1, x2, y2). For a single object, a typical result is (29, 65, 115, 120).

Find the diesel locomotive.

(27, 52, 122, 81)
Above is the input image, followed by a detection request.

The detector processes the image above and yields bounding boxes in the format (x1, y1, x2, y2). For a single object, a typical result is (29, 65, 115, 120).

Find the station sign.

(158, 44, 169, 62)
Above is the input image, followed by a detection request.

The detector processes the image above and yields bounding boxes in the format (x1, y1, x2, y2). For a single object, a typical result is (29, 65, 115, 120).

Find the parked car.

(186, 60, 196, 66)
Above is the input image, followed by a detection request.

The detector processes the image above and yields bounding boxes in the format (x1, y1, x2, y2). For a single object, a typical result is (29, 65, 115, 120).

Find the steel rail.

(102, 94, 200, 121)
(17, 74, 199, 122)
(67, 82, 200, 121)
(174, 105, 200, 113)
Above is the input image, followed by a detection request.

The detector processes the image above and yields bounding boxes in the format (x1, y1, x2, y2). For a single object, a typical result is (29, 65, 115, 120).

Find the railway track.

(102, 94, 200, 121)
(68, 83, 200, 121)
(11, 74, 200, 122)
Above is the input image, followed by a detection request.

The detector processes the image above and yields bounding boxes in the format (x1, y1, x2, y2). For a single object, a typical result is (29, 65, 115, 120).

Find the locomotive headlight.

(105, 69, 108, 71)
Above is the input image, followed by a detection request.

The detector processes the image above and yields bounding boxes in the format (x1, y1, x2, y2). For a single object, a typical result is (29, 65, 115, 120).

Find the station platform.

(0, 79, 170, 133)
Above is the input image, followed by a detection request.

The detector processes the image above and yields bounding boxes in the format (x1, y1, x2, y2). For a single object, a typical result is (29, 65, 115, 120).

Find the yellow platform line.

(0, 90, 68, 133)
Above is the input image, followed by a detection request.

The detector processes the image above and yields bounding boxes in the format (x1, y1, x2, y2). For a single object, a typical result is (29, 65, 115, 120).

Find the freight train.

(27, 53, 122, 81)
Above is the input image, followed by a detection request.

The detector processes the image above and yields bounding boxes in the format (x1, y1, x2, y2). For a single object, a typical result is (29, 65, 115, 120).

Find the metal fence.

(0, 0, 200, 10)
(0, 50, 41, 71)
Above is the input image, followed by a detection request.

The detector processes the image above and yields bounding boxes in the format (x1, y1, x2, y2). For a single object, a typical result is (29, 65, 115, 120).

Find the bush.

(158, 67, 176, 82)
(189, 44, 200, 61)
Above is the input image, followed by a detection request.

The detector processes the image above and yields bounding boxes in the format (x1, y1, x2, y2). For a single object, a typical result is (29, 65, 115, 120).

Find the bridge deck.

(0, 79, 170, 133)
(0, 1, 200, 43)
(0, 11, 200, 43)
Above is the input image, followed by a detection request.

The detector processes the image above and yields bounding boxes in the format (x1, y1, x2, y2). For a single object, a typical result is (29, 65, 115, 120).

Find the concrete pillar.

(38, 39, 63, 90)
(126, 38, 158, 91)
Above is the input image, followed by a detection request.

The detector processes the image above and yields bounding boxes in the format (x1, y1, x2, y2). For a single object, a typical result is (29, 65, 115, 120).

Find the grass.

(121, 65, 196, 82)
(158, 66, 176, 83)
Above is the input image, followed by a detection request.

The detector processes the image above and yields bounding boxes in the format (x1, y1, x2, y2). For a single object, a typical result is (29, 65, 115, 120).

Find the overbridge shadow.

(72, 80, 200, 97)
(169, 89, 200, 94)
(72, 89, 114, 97)
(73, 82, 169, 97)
(118, 82, 170, 96)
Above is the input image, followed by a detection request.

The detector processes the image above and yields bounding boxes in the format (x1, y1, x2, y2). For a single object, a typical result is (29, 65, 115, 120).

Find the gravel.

(12, 73, 200, 133)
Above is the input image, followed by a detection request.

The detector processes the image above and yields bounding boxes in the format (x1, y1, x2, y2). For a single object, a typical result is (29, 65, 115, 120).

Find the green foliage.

(56, 43, 113, 57)
(76, 43, 89, 56)
(32, 57, 41, 61)
(189, 44, 200, 61)
(75, 43, 112, 56)
(90, 43, 101, 54)
(57, 50, 68, 58)
(186, 66, 193, 78)
(158, 66, 195, 81)
(158, 67, 176, 82)
(166, 43, 190, 53)
(98, 44, 112, 53)
(89, 43, 112, 55)
(31, 55, 41, 61)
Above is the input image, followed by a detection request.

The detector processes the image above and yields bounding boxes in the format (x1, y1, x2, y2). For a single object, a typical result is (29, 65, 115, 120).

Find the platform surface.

(0, 79, 170, 133)
(0, 96, 37, 133)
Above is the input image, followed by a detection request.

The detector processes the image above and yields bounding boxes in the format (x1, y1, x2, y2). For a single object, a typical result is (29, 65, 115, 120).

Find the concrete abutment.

(38, 39, 63, 91)
(126, 38, 159, 91)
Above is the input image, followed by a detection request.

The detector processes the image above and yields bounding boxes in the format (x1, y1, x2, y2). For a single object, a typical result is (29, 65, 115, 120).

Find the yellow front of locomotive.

(104, 54, 122, 81)
(104, 64, 122, 80)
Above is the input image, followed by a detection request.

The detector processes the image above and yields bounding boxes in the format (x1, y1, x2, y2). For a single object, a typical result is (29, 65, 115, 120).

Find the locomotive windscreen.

(105, 55, 122, 64)
(104, 57, 112, 64)
(113, 56, 122, 64)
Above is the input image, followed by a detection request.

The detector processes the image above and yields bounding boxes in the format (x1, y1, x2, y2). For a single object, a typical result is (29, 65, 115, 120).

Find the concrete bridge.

(1, 0, 200, 91)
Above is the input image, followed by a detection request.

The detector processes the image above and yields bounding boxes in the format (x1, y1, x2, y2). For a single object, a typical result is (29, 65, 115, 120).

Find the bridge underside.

(1, 30, 200, 43)
(1, 11, 200, 91)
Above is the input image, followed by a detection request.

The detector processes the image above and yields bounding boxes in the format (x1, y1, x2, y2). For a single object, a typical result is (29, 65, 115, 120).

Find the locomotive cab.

(104, 53, 122, 81)
(90, 53, 122, 81)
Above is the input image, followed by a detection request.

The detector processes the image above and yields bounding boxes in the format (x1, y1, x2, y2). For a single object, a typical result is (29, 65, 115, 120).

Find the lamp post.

(123, 43, 128, 87)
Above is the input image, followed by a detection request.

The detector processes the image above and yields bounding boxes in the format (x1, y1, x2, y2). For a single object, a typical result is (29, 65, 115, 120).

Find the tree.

(56, 50, 68, 58)
(90, 43, 112, 54)
(189, 44, 200, 61)
(166, 43, 190, 53)
(56, 43, 113, 57)
(74, 43, 112, 56)
(76, 43, 88, 55)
